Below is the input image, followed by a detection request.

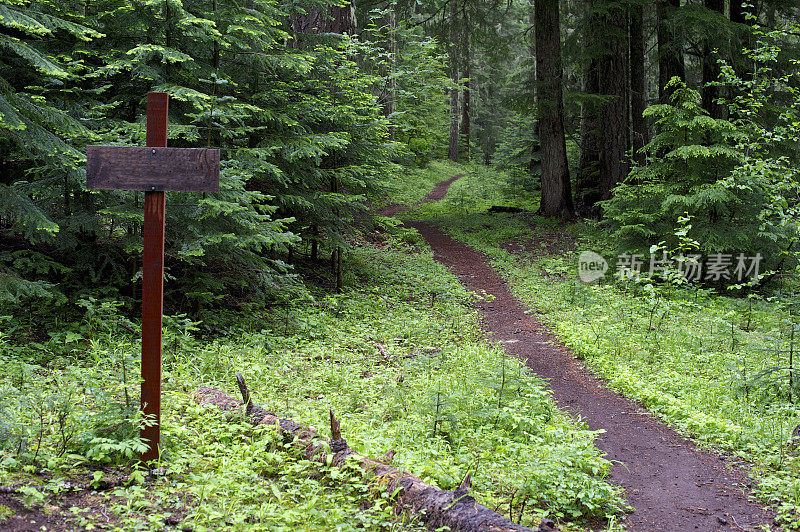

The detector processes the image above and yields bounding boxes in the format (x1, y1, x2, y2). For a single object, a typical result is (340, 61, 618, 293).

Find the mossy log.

(193, 374, 556, 532)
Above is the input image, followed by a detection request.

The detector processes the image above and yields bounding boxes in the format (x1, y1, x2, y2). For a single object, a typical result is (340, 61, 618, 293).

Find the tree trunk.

(288, 1, 354, 291)
(730, 0, 756, 80)
(657, 0, 684, 100)
(290, 0, 356, 44)
(528, 0, 539, 177)
(576, 0, 601, 213)
(535, 0, 573, 217)
(460, 28, 471, 161)
(629, 4, 648, 164)
(576, 59, 601, 211)
(378, 5, 397, 139)
(311, 225, 318, 261)
(327, 3, 356, 35)
(598, 0, 630, 200)
(701, 0, 724, 118)
(448, 0, 460, 162)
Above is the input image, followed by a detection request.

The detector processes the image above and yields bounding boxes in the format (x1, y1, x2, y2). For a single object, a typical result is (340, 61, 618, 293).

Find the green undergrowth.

(373, 160, 466, 211)
(0, 221, 625, 529)
(409, 165, 800, 528)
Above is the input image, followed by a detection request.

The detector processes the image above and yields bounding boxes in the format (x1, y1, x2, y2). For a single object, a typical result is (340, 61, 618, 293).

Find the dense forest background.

(3, 0, 800, 317)
(8, 1, 800, 529)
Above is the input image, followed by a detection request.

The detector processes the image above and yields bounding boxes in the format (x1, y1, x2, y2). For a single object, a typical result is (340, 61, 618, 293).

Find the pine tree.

(0, 1, 101, 303)
(602, 79, 791, 268)
(1, 0, 426, 312)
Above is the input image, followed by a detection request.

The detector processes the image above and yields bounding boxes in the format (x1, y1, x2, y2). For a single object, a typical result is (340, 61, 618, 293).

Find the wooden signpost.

(87, 93, 220, 461)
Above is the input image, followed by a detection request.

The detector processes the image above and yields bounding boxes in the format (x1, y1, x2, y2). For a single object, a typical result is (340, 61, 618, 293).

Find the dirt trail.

(379, 174, 464, 217)
(396, 176, 775, 531)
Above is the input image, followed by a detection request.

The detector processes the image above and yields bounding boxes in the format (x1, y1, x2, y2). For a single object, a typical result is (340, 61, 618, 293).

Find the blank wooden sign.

(86, 146, 220, 192)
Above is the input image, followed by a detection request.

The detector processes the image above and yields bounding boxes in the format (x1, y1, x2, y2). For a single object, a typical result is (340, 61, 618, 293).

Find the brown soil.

(0, 468, 180, 531)
(0, 493, 68, 531)
(0, 490, 115, 532)
(400, 176, 777, 531)
(500, 230, 577, 262)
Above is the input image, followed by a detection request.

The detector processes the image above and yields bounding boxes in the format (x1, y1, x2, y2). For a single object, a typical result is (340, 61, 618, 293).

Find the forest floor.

(1, 162, 627, 531)
(3, 162, 793, 531)
(398, 174, 776, 531)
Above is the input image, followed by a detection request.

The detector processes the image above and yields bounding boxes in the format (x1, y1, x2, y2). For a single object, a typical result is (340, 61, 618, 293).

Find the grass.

(0, 179, 626, 530)
(373, 159, 469, 210)
(407, 163, 800, 528)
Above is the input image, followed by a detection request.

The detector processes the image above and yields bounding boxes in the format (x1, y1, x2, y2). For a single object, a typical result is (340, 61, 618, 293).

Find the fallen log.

(194, 374, 556, 532)
(487, 206, 527, 214)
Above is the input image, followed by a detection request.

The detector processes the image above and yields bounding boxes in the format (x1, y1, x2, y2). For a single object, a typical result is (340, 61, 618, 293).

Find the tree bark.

(657, 0, 684, 100)
(597, 1, 630, 200)
(288, 0, 354, 291)
(702, 0, 724, 118)
(448, 0, 460, 162)
(534, 0, 573, 217)
(378, 4, 397, 138)
(629, 4, 648, 164)
(576, 0, 601, 213)
(327, 3, 356, 35)
(730, 0, 756, 80)
(576, 58, 601, 211)
(528, 0, 538, 176)
(290, 0, 356, 45)
(460, 27, 471, 161)
(194, 380, 553, 532)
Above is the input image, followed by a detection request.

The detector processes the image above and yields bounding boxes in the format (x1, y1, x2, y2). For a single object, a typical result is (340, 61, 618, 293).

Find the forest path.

(390, 175, 775, 531)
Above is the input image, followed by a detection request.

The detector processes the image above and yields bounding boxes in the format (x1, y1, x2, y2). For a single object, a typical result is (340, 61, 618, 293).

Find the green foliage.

(420, 164, 800, 527)
(717, 24, 800, 281)
(0, 0, 451, 316)
(604, 23, 800, 286)
(492, 114, 541, 201)
(602, 78, 795, 278)
(0, 222, 625, 529)
(360, 15, 450, 165)
(407, 162, 535, 221)
(374, 159, 464, 210)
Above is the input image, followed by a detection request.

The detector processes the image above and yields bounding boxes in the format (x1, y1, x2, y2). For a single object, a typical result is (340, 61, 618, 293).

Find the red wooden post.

(141, 93, 168, 461)
(86, 91, 218, 460)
